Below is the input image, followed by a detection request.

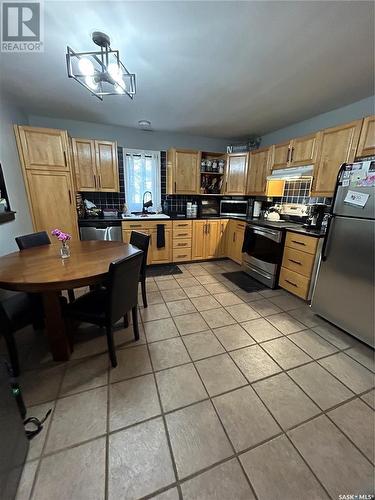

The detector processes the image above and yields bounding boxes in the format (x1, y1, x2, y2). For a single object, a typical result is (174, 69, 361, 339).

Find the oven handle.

(248, 225, 282, 242)
(244, 264, 273, 281)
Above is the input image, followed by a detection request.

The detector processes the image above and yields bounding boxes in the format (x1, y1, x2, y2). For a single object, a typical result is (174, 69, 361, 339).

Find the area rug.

(147, 264, 183, 277)
(222, 271, 269, 292)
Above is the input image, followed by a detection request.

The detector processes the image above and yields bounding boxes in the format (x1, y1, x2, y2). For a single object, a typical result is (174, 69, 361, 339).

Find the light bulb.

(108, 62, 122, 84)
(78, 57, 94, 76)
(85, 76, 98, 90)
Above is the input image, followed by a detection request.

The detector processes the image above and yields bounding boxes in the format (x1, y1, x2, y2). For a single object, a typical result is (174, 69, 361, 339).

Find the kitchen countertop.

(78, 215, 325, 237)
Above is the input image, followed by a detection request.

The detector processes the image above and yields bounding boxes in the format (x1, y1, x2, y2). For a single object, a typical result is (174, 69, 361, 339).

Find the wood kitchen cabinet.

(247, 147, 270, 195)
(72, 138, 119, 192)
(16, 126, 70, 171)
(191, 220, 220, 260)
(311, 120, 362, 197)
(14, 125, 79, 239)
(269, 141, 290, 170)
(122, 220, 172, 264)
(269, 133, 319, 170)
(224, 153, 248, 195)
(226, 220, 245, 264)
(217, 219, 229, 257)
(356, 115, 375, 157)
(167, 149, 200, 194)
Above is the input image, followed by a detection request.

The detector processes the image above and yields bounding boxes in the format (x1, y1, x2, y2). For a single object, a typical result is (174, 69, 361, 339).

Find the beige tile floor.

(6, 258, 375, 500)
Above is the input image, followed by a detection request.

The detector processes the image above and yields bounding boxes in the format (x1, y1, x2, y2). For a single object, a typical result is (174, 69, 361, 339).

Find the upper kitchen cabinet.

(72, 138, 119, 192)
(356, 115, 375, 157)
(269, 133, 319, 170)
(269, 141, 290, 169)
(223, 153, 248, 195)
(16, 126, 70, 171)
(289, 133, 319, 167)
(246, 147, 270, 195)
(311, 119, 362, 197)
(167, 149, 200, 194)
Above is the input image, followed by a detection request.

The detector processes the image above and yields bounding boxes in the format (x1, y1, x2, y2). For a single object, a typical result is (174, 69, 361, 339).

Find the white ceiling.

(1, 1, 374, 138)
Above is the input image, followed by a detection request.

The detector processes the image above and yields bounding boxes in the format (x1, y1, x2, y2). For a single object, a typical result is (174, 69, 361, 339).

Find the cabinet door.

(247, 148, 270, 195)
(192, 221, 206, 260)
(269, 142, 290, 169)
(150, 229, 172, 264)
(226, 221, 236, 261)
(289, 133, 319, 167)
(311, 120, 362, 197)
(234, 226, 245, 263)
(357, 116, 375, 157)
(26, 170, 78, 239)
(17, 126, 69, 171)
(95, 141, 119, 192)
(224, 153, 248, 194)
(174, 150, 200, 194)
(217, 219, 229, 257)
(72, 138, 97, 191)
(123, 229, 152, 264)
(205, 221, 220, 259)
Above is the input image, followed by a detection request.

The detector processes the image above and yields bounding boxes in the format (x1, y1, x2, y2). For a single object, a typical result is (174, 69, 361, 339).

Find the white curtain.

(123, 149, 161, 212)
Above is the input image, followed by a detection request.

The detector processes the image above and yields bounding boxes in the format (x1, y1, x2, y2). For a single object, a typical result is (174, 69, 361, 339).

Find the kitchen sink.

(121, 213, 170, 220)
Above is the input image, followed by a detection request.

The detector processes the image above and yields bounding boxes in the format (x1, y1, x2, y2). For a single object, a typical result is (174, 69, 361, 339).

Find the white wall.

(0, 95, 33, 256)
(261, 96, 375, 146)
(28, 115, 231, 152)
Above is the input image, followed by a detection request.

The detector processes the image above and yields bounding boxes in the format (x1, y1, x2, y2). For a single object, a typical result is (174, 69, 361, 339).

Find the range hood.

(267, 165, 313, 180)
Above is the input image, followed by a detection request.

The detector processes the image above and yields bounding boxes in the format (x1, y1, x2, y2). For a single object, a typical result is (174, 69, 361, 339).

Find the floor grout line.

(14, 260, 374, 500)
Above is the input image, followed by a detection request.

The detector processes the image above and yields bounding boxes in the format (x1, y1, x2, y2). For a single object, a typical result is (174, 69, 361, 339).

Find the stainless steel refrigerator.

(312, 159, 375, 348)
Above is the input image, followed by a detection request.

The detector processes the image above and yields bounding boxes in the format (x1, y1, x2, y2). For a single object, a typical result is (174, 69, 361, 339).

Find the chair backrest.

(15, 231, 51, 250)
(106, 251, 143, 323)
(129, 231, 150, 276)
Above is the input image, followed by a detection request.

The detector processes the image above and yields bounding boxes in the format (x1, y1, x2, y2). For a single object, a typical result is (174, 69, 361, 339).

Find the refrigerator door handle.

(321, 214, 333, 261)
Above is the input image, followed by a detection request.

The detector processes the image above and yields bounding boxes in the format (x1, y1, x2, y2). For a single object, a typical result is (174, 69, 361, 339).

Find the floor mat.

(147, 264, 183, 277)
(222, 271, 269, 292)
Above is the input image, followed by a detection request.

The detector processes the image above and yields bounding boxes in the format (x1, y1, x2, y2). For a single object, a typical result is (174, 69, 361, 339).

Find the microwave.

(220, 200, 249, 217)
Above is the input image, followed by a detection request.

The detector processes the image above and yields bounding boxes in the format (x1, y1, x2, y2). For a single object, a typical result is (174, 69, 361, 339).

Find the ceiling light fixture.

(66, 31, 136, 101)
(138, 120, 152, 130)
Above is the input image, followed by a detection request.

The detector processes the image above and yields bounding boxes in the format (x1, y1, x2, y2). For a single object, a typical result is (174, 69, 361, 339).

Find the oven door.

(242, 225, 283, 281)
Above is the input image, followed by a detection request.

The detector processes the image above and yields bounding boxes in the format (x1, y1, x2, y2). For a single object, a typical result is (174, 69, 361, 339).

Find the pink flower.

(52, 229, 71, 242)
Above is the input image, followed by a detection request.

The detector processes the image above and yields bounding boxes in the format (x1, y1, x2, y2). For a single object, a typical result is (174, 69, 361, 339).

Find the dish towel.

(157, 224, 165, 248)
(241, 226, 252, 254)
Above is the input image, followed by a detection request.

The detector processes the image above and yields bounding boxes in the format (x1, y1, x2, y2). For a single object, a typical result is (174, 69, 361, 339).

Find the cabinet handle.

(98, 176, 101, 188)
(177, 243, 187, 247)
(208, 224, 210, 234)
(286, 148, 290, 163)
(288, 258, 301, 265)
(130, 224, 142, 228)
(177, 254, 186, 258)
(179, 233, 189, 236)
(285, 279, 298, 288)
(94, 174, 97, 189)
(68, 190, 72, 204)
(290, 147, 294, 163)
(63, 151, 67, 166)
(174, 181, 177, 193)
(233, 233, 236, 242)
(178, 224, 189, 227)
(291, 240, 306, 246)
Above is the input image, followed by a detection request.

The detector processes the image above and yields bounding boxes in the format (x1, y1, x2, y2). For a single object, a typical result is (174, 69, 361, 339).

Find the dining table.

(0, 240, 141, 361)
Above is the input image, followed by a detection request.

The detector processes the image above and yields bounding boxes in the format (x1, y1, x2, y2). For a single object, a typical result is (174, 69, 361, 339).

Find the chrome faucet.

(142, 191, 153, 214)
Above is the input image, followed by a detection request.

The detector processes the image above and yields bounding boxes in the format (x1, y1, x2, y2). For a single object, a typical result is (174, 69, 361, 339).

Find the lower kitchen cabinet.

(279, 231, 322, 299)
(122, 221, 172, 265)
(226, 220, 245, 264)
(217, 219, 229, 257)
(191, 220, 222, 260)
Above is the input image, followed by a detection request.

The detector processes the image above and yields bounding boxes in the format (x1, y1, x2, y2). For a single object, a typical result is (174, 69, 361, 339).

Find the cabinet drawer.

(173, 248, 192, 262)
(173, 220, 192, 230)
(122, 220, 172, 231)
(279, 267, 310, 300)
(285, 232, 318, 255)
(282, 247, 315, 277)
(173, 238, 191, 249)
(173, 228, 192, 239)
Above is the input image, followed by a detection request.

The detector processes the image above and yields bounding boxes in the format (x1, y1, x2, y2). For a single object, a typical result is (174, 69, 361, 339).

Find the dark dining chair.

(64, 251, 143, 367)
(15, 231, 75, 303)
(129, 231, 150, 308)
(0, 290, 34, 376)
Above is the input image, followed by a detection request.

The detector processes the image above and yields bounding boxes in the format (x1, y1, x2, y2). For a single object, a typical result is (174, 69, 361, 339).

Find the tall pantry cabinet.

(14, 126, 79, 239)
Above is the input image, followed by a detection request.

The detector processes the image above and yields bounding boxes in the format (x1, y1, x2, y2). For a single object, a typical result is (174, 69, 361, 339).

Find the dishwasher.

(79, 221, 122, 241)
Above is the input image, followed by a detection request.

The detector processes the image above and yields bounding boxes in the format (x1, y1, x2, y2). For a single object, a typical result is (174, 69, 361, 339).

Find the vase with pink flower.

(51, 229, 72, 258)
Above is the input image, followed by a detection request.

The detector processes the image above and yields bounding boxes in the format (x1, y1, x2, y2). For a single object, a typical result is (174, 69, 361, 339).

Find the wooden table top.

(0, 240, 141, 292)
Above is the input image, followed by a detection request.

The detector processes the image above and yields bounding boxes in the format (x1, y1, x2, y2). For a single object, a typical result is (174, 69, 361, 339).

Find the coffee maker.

(303, 204, 327, 230)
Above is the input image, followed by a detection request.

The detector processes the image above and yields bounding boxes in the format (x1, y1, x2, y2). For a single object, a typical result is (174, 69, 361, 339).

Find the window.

(123, 149, 161, 212)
